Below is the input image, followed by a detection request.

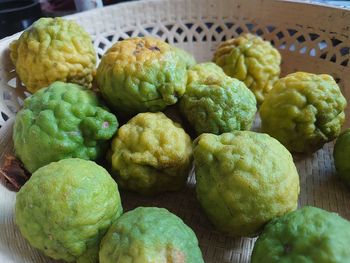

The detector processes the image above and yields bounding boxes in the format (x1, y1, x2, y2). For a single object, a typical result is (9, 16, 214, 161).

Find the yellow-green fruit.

(179, 63, 257, 135)
(333, 129, 350, 185)
(10, 18, 96, 93)
(110, 112, 193, 195)
(99, 207, 204, 263)
(252, 206, 350, 263)
(260, 72, 347, 153)
(194, 131, 300, 237)
(174, 47, 196, 69)
(15, 158, 123, 263)
(213, 33, 281, 104)
(13, 81, 118, 173)
(96, 37, 189, 116)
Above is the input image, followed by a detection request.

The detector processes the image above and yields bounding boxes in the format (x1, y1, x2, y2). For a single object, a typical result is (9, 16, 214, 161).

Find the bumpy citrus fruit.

(179, 63, 257, 135)
(213, 33, 281, 104)
(96, 37, 189, 116)
(99, 207, 204, 263)
(252, 206, 350, 263)
(194, 131, 300, 236)
(174, 47, 196, 68)
(15, 158, 123, 263)
(13, 81, 118, 173)
(334, 128, 350, 184)
(260, 72, 346, 153)
(109, 112, 192, 195)
(10, 17, 96, 93)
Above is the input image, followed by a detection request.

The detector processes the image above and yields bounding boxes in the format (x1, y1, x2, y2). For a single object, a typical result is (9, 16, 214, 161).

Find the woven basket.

(1, 0, 350, 262)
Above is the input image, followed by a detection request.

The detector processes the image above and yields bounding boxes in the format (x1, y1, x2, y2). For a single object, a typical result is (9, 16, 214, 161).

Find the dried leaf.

(0, 154, 31, 192)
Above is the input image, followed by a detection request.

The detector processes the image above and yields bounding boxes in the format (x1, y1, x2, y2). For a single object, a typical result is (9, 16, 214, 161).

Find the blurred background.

(0, 0, 133, 39)
(0, 0, 349, 39)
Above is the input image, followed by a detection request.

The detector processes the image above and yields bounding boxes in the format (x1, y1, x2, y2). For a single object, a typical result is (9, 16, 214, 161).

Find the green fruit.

(213, 33, 281, 104)
(179, 63, 257, 135)
(15, 158, 123, 263)
(13, 81, 118, 173)
(174, 47, 196, 69)
(334, 128, 350, 184)
(10, 17, 96, 93)
(109, 112, 192, 195)
(260, 72, 347, 153)
(99, 207, 204, 263)
(96, 37, 189, 116)
(194, 131, 300, 237)
(251, 206, 350, 263)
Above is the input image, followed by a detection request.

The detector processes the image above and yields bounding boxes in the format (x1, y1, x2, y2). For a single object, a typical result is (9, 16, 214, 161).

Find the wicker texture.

(0, 0, 349, 262)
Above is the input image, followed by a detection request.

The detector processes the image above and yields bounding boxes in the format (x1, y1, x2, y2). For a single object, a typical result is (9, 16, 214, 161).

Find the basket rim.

(0, 0, 349, 45)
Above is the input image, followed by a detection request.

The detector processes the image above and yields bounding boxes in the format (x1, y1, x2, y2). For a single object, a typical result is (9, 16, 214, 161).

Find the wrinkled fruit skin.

(110, 112, 192, 195)
(15, 158, 123, 263)
(334, 129, 350, 185)
(194, 131, 300, 237)
(99, 207, 204, 263)
(10, 17, 96, 93)
(213, 33, 281, 104)
(260, 72, 347, 153)
(179, 63, 257, 135)
(13, 81, 118, 173)
(96, 37, 189, 116)
(251, 206, 350, 263)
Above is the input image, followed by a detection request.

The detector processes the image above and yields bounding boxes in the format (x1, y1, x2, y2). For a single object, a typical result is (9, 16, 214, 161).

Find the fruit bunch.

(5, 17, 349, 263)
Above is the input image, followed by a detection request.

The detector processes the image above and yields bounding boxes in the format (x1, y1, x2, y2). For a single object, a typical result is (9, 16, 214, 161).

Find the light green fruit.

(96, 37, 189, 116)
(10, 17, 96, 93)
(99, 207, 204, 263)
(213, 33, 281, 104)
(13, 81, 118, 173)
(179, 62, 257, 135)
(110, 112, 193, 195)
(15, 158, 123, 263)
(194, 131, 300, 237)
(174, 47, 196, 68)
(260, 72, 347, 153)
(334, 128, 350, 184)
(252, 206, 350, 263)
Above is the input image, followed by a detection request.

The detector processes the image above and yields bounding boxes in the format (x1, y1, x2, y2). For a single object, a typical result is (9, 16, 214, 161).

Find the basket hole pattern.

(0, 112, 8, 129)
(94, 21, 258, 58)
(93, 19, 350, 70)
(0, 66, 27, 125)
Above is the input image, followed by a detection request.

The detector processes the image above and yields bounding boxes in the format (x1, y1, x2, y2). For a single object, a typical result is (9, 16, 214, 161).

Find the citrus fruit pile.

(7, 17, 349, 263)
